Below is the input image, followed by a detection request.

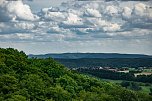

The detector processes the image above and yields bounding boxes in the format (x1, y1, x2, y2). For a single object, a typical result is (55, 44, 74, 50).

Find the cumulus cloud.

(59, 13, 85, 29)
(16, 33, 34, 40)
(0, 22, 36, 34)
(63, 13, 82, 25)
(0, 33, 34, 41)
(122, 7, 132, 20)
(14, 22, 35, 30)
(47, 26, 70, 34)
(133, 3, 146, 16)
(104, 5, 118, 17)
(0, 0, 38, 22)
(0, 0, 152, 42)
(39, 7, 65, 21)
(85, 18, 121, 32)
(121, 3, 152, 31)
(123, 3, 152, 20)
(84, 8, 102, 17)
(111, 28, 152, 41)
(103, 23, 121, 32)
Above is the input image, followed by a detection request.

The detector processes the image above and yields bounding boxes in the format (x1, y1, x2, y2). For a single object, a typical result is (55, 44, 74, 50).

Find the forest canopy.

(0, 48, 152, 101)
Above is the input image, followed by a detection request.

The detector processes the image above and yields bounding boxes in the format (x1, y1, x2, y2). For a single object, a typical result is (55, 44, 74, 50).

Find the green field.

(143, 69, 152, 72)
(141, 86, 152, 94)
(102, 79, 152, 94)
(83, 73, 152, 94)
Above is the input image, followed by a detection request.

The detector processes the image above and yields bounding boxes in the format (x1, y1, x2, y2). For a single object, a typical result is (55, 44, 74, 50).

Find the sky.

(0, 0, 152, 55)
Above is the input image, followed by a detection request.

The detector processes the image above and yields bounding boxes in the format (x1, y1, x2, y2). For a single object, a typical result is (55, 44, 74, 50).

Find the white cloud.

(122, 7, 132, 20)
(14, 22, 35, 30)
(0, 0, 151, 55)
(16, 33, 34, 40)
(62, 13, 83, 26)
(39, 7, 65, 21)
(0, 0, 5, 5)
(85, 18, 121, 32)
(122, 3, 152, 22)
(0, 22, 36, 34)
(84, 8, 101, 17)
(133, 3, 146, 16)
(47, 26, 70, 34)
(118, 29, 152, 37)
(0, 33, 33, 40)
(0, 0, 152, 43)
(83, 2, 99, 10)
(104, 5, 118, 17)
(102, 23, 121, 32)
(0, 0, 38, 22)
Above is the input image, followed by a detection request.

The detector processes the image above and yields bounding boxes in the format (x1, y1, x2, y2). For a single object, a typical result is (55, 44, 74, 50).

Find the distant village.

(72, 66, 152, 77)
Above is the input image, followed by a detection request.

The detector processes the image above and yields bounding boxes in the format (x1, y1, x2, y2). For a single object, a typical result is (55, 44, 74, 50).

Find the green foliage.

(0, 48, 152, 101)
(78, 68, 152, 83)
(150, 88, 152, 95)
(46, 85, 71, 101)
(20, 74, 46, 100)
(120, 81, 142, 91)
(0, 75, 18, 95)
(6, 95, 26, 101)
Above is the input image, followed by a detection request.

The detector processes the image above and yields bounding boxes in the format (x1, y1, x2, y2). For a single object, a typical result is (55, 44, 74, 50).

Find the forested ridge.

(29, 53, 152, 59)
(0, 48, 152, 101)
(55, 58, 152, 68)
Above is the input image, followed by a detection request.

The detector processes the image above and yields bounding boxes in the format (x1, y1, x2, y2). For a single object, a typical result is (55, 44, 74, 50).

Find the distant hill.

(29, 53, 152, 59)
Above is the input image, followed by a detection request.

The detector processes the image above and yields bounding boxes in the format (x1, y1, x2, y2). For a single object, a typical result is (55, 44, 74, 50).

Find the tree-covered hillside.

(0, 48, 152, 101)
(55, 58, 152, 68)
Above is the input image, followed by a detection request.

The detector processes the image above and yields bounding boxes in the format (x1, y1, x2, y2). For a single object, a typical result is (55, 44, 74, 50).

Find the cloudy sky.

(0, 0, 152, 55)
